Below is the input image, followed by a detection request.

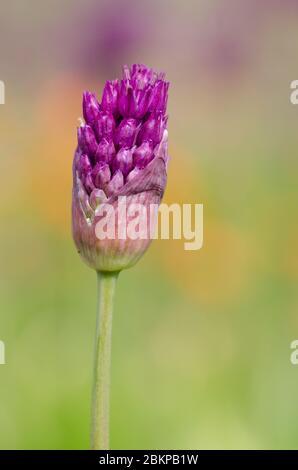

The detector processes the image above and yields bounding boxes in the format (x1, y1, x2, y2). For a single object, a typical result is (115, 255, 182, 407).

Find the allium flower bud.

(72, 64, 169, 272)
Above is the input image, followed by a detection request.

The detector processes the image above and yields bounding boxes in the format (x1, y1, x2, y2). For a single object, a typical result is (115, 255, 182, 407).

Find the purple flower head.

(72, 64, 169, 272)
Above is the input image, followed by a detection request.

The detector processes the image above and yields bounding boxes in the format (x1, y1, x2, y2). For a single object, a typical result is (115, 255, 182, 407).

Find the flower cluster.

(72, 64, 169, 272)
(76, 64, 168, 199)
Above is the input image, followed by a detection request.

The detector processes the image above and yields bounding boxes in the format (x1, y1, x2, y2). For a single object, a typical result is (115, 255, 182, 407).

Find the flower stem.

(91, 271, 118, 450)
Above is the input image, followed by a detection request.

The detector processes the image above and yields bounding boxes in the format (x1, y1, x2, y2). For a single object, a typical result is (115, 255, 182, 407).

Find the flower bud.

(83, 91, 101, 124)
(113, 147, 134, 176)
(72, 64, 169, 272)
(78, 153, 92, 177)
(101, 80, 118, 115)
(137, 112, 166, 147)
(118, 77, 151, 119)
(133, 141, 154, 168)
(77, 125, 98, 156)
(93, 113, 115, 142)
(114, 118, 138, 148)
(92, 161, 111, 189)
(94, 138, 116, 165)
(148, 80, 169, 114)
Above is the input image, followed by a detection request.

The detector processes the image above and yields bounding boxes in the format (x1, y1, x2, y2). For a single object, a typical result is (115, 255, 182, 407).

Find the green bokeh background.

(1, 0, 298, 449)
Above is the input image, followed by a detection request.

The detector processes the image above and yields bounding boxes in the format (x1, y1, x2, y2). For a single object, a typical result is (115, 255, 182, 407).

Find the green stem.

(91, 271, 118, 450)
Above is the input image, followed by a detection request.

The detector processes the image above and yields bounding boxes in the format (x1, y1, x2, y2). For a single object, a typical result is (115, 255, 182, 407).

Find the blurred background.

(0, 0, 298, 450)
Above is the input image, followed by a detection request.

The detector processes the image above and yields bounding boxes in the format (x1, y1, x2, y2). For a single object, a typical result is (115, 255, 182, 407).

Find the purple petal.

(93, 112, 115, 141)
(83, 91, 101, 124)
(114, 118, 138, 148)
(117, 80, 132, 117)
(129, 64, 154, 87)
(77, 125, 98, 156)
(94, 138, 116, 164)
(148, 81, 169, 114)
(92, 161, 111, 189)
(129, 87, 151, 119)
(101, 80, 118, 114)
(77, 153, 92, 176)
(133, 141, 154, 168)
(113, 147, 134, 176)
(137, 113, 165, 146)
